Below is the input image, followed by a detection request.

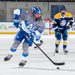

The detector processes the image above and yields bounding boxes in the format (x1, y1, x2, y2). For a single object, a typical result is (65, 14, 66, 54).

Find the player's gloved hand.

(35, 36, 41, 41)
(29, 30, 41, 41)
(14, 9, 22, 18)
(26, 32, 35, 41)
(13, 9, 22, 28)
(30, 32, 36, 38)
(30, 30, 41, 38)
(55, 29, 60, 32)
(64, 25, 70, 29)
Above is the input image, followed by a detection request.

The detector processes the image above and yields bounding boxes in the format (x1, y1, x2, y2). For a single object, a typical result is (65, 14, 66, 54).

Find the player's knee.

(63, 35, 68, 40)
(12, 40, 20, 49)
(22, 43, 29, 53)
(63, 38, 67, 40)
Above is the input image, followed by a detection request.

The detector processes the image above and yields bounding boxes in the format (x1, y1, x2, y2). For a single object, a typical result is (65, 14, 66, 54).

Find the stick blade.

(54, 62, 65, 66)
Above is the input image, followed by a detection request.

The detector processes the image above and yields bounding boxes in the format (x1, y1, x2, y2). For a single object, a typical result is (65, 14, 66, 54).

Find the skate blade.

(53, 52, 68, 56)
(18, 66, 24, 68)
(64, 52, 68, 55)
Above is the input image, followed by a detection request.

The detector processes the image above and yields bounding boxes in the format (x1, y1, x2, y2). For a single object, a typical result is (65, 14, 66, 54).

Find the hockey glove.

(29, 30, 41, 41)
(64, 25, 70, 29)
(55, 29, 60, 32)
(29, 32, 35, 39)
(13, 9, 22, 28)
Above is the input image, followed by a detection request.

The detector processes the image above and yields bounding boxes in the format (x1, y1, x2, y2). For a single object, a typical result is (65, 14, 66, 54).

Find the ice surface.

(0, 34, 75, 75)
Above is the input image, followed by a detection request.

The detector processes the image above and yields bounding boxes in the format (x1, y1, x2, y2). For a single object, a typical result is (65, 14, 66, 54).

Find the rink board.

(0, 22, 75, 34)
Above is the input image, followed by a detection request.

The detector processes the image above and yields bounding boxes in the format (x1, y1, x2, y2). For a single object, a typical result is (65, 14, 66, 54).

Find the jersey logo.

(60, 20, 67, 27)
(26, 23, 33, 30)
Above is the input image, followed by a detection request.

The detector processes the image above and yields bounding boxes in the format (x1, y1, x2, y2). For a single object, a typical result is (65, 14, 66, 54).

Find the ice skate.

(55, 48, 59, 53)
(53, 48, 59, 56)
(63, 49, 68, 54)
(4, 54, 13, 61)
(19, 60, 27, 67)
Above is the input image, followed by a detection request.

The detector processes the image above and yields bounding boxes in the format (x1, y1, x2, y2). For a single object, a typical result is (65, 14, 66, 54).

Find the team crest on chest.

(60, 20, 67, 26)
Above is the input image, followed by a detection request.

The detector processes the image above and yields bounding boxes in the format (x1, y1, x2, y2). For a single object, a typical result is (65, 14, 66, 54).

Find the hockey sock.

(55, 40, 60, 48)
(63, 41, 67, 49)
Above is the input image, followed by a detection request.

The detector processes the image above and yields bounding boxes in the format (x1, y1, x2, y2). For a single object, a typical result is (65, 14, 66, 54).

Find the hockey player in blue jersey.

(52, 6, 74, 54)
(4, 6, 45, 67)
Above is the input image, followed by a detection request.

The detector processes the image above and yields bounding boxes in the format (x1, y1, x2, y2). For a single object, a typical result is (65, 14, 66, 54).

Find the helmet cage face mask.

(32, 6, 42, 19)
(60, 10, 66, 17)
(33, 14, 41, 19)
(60, 6, 67, 17)
(32, 6, 42, 15)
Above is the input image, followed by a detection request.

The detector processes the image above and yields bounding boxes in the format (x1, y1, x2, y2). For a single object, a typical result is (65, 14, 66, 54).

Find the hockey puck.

(56, 67, 60, 69)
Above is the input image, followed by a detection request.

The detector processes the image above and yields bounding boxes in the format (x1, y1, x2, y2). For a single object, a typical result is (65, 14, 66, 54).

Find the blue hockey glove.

(29, 32, 36, 40)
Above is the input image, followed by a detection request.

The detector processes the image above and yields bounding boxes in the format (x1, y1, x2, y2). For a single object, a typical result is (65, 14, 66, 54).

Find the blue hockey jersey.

(52, 12, 74, 30)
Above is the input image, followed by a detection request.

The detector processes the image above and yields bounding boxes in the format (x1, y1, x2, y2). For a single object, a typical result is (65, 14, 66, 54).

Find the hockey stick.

(19, 26, 65, 66)
(45, 28, 52, 30)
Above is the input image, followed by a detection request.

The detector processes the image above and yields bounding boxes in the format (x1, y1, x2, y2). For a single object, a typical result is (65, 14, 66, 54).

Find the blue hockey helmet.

(60, 6, 67, 12)
(32, 6, 42, 14)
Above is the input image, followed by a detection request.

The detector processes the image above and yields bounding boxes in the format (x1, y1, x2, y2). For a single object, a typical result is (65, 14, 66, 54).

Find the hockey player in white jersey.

(4, 6, 45, 67)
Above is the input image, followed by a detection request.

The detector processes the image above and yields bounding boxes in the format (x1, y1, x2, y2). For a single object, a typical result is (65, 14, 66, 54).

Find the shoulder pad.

(66, 12, 72, 18)
(54, 13, 62, 19)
